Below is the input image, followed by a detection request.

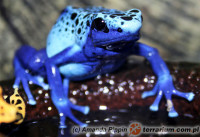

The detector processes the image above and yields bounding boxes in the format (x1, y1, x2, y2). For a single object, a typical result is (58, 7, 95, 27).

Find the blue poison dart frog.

(13, 6, 195, 128)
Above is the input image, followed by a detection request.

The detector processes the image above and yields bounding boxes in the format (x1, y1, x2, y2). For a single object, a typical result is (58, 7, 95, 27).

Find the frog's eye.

(91, 18, 109, 33)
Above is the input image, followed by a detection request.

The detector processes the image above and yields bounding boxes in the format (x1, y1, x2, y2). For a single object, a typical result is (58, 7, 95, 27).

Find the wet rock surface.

(0, 61, 200, 137)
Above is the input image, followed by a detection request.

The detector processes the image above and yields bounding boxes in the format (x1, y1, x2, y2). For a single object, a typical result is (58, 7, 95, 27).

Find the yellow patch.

(10, 88, 26, 124)
(0, 87, 26, 124)
(0, 87, 17, 124)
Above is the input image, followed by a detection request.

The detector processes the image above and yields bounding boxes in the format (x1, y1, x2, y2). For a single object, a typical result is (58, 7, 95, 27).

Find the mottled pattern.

(46, 6, 141, 57)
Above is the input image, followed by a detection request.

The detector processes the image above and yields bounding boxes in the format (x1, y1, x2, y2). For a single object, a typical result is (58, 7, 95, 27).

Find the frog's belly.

(59, 63, 94, 80)
(59, 61, 124, 81)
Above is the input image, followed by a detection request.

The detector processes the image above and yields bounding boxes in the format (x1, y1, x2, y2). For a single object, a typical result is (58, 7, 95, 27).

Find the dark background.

(0, 0, 200, 80)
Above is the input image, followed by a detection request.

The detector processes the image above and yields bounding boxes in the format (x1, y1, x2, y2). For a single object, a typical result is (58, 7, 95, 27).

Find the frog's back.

(46, 6, 106, 57)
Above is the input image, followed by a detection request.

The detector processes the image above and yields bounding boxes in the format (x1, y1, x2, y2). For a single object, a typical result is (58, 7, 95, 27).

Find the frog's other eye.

(91, 18, 109, 33)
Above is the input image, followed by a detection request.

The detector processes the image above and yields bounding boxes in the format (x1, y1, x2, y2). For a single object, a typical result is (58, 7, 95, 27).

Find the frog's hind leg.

(13, 45, 49, 105)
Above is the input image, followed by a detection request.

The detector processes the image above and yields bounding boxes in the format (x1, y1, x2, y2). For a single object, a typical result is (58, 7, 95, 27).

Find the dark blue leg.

(45, 47, 89, 128)
(133, 43, 194, 117)
(13, 45, 49, 105)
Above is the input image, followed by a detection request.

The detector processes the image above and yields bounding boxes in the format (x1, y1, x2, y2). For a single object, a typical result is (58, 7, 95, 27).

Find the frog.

(13, 6, 195, 128)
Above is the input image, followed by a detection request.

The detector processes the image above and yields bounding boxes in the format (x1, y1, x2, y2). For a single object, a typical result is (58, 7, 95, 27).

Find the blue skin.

(13, 6, 194, 128)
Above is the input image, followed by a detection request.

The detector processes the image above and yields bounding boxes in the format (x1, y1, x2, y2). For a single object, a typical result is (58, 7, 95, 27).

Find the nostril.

(117, 28, 123, 33)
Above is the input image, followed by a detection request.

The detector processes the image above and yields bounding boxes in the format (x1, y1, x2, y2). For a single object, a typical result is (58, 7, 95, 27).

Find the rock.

(0, 61, 199, 137)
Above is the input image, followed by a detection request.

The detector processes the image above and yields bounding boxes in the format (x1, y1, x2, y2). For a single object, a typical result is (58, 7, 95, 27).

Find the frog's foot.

(13, 68, 49, 105)
(142, 74, 194, 117)
(56, 99, 90, 128)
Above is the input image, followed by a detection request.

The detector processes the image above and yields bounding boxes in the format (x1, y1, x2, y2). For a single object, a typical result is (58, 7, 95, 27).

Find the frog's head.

(91, 9, 142, 50)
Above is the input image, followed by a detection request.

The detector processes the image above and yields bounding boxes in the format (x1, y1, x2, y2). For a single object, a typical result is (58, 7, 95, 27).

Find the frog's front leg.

(45, 47, 89, 128)
(132, 43, 194, 117)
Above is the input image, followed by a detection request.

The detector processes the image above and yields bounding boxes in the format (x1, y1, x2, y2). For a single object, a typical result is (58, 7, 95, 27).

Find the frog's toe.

(70, 102, 90, 115)
(59, 124, 67, 129)
(149, 90, 163, 112)
(83, 106, 90, 115)
(77, 106, 89, 115)
(142, 90, 157, 99)
(168, 110, 178, 117)
(59, 115, 67, 128)
(14, 68, 47, 104)
(73, 105, 89, 115)
(21, 78, 36, 104)
(66, 109, 88, 127)
(59, 110, 88, 128)
(166, 100, 178, 117)
(150, 104, 159, 111)
(13, 77, 21, 88)
(28, 99, 37, 105)
(31, 79, 49, 90)
(13, 84, 18, 89)
(142, 82, 158, 99)
(27, 75, 49, 90)
(13, 77, 36, 105)
(41, 83, 49, 90)
(188, 92, 195, 101)
(33, 75, 44, 83)
(56, 100, 89, 128)
(172, 90, 194, 101)
(33, 76, 49, 90)
(80, 123, 88, 127)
